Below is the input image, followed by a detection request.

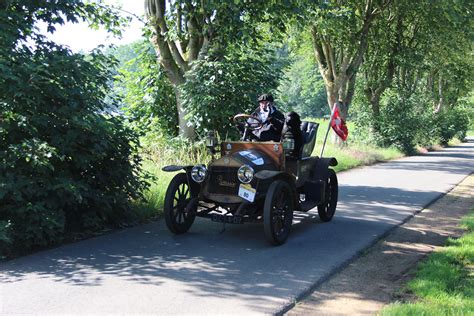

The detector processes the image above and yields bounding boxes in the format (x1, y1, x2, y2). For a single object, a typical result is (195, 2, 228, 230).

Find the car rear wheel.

(263, 180, 294, 245)
(317, 169, 338, 222)
(164, 173, 196, 234)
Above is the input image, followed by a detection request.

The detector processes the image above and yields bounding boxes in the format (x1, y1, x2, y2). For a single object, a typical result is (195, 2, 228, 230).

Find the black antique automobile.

(161, 114, 338, 245)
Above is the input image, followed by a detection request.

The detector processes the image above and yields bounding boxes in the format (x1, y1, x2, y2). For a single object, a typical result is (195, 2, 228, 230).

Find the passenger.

(281, 111, 304, 160)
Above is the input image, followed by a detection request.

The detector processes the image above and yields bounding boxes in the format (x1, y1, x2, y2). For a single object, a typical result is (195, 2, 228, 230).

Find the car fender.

(161, 165, 193, 172)
(311, 157, 338, 181)
(255, 170, 298, 205)
(255, 170, 295, 183)
(162, 165, 200, 197)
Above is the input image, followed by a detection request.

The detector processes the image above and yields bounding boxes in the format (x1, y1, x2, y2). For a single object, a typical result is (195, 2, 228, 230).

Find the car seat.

(300, 121, 319, 158)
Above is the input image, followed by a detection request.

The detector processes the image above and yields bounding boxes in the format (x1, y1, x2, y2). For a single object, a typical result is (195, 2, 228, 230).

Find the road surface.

(1, 139, 473, 315)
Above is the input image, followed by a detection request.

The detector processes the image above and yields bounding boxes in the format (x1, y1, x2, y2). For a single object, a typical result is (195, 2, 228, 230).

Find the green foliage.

(277, 34, 327, 117)
(352, 88, 470, 152)
(0, 1, 147, 257)
(433, 107, 470, 145)
(370, 90, 420, 154)
(348, 87, 378, 145)
(181, 45, 284, 138)
(116, 40, 178, 137)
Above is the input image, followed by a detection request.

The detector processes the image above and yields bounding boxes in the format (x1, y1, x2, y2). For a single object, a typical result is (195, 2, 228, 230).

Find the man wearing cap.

(246, 93, 285, 142)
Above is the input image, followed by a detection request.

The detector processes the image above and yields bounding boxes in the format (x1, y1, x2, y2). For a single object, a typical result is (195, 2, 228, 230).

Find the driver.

(246, 93, 285, 142)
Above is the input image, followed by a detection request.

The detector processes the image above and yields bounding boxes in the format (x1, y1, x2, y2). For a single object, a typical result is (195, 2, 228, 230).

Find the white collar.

(259, 105, 275, 115)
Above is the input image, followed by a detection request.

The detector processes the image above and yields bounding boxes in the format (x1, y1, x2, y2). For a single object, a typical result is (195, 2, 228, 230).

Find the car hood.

(210, 149, 278, 171)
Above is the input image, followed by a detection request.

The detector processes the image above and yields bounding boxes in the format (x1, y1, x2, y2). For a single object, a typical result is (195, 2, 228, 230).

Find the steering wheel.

(232, 114, 263, 131)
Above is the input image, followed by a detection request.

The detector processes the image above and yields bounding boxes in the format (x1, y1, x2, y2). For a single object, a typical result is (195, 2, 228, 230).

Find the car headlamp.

(191, 164, 207, 183)
(237, 164, 254, 184)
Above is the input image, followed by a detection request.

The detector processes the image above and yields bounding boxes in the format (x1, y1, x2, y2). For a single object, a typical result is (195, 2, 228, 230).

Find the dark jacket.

(281, 111, 304, 160)
(250, 105, 285, 142)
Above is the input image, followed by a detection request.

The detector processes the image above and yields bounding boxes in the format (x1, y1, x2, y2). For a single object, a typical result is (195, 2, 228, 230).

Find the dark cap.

(257, 93, 274, 102)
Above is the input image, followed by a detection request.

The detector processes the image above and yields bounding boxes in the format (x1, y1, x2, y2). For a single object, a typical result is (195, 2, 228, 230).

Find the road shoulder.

(287, 173, 474, 316)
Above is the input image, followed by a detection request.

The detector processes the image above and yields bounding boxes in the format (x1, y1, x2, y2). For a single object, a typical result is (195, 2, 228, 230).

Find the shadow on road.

(1, 164, 472, 314)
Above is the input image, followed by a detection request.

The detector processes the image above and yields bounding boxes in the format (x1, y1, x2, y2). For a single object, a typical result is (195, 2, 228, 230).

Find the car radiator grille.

(207, 167, 239, 195)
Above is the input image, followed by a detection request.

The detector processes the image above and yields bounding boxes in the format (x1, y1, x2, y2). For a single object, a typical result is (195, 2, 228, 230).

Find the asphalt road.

(1, 139, 473, 315)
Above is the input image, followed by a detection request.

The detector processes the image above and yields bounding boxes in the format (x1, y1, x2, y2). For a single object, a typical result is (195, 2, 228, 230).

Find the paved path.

(1, 140, 473, 315)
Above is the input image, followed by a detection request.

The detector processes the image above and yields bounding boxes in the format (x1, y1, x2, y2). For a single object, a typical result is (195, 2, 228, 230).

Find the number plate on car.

(238, 184, 256, 202)
(211, 214, 243, 224)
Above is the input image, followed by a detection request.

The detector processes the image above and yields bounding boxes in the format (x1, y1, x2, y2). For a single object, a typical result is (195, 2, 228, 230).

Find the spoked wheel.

(318, 169, 338, 222)
(164, 173, 196, 234)
(263, 180, 295, 245)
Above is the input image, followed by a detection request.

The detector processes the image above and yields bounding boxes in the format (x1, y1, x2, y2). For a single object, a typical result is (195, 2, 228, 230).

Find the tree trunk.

(310, 0, 383, 124)
(149, 36, 196, 140)
(146, 0, 204, 140)
(433, 75, 444, 113)
(174, 87, 195, 140)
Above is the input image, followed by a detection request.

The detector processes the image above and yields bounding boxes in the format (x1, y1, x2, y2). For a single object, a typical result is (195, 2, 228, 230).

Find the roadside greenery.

(0, 1, 147, 258)
(381, 210, 474, 315)
(116, 40, 177, 138)
(351, 89, 471, 154)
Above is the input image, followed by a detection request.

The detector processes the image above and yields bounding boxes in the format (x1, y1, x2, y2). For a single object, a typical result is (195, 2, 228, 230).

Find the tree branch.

(310, 26, 328, 71)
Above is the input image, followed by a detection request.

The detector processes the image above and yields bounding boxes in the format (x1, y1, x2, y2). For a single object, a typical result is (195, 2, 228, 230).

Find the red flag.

(330, 105, 348, 141)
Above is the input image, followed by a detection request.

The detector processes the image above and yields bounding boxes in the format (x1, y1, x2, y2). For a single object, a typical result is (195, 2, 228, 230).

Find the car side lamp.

(282, 137, 295, 155)
(206, 131, 218, 156)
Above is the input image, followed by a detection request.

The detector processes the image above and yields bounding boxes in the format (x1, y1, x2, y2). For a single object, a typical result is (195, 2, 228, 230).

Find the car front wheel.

(263, 180, 295, 245)
(164, 173, 196, 234)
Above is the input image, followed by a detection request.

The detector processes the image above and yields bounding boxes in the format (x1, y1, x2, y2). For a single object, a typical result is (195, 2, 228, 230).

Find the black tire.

(164, 173, 196, 234)
(318, 169, 338, 222)
(263, 180, 295, 246)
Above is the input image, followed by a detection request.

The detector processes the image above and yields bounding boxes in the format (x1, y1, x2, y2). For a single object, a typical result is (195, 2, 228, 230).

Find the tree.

(116, 40, 178, 138)
(362, 0, 473, 117)
(144, 0, 288, 140)
(423, 0, 473, 112)
(0, 0, 147, 256)
(305, 0, 391, 121)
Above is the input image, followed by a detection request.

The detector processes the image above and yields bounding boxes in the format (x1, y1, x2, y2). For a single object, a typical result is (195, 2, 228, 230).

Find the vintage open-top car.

(162, 113, 338, 245)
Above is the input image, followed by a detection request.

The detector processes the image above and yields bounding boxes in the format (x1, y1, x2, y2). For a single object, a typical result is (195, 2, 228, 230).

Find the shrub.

(433, 107, 470, 144)
(350, 91, 379, 145)
(0, 6, 148, 256)
(372, 90, 419, 154)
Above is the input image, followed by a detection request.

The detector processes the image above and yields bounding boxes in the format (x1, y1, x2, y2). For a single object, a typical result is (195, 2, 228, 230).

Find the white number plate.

(238, 184, 256, 202)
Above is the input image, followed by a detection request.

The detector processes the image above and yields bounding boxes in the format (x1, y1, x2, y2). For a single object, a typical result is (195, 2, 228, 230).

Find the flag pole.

(320, 103, 337, 158)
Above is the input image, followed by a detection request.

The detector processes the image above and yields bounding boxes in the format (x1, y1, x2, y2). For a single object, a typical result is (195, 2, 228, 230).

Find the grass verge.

(312, 119, 403, 172)
(381, 209, 474, 315)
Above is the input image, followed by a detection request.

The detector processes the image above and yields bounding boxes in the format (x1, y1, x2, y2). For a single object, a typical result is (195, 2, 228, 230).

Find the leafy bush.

(0, 3, 147, 257)
(350, 90, 379, 145)
(181, 46, 284, 138)
(371, 90, 420, 154)
(433, 107, 470, 144)
(351, 88, 470, 153)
